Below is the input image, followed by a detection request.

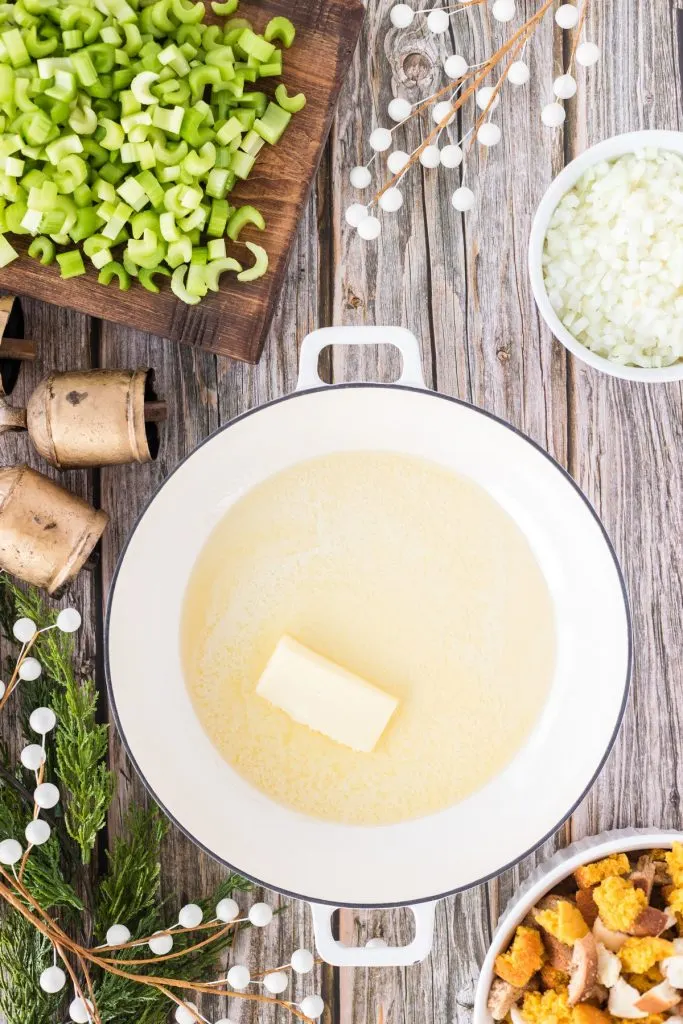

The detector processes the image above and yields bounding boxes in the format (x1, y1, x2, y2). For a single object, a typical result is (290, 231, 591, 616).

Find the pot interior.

(106, 386, 630, 906)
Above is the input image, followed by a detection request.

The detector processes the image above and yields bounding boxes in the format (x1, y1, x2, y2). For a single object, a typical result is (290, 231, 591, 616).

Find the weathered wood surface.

(1, 0, 682, 1022)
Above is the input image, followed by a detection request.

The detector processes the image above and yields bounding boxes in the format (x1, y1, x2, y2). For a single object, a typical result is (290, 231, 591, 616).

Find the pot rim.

(104, 382, 633, 909)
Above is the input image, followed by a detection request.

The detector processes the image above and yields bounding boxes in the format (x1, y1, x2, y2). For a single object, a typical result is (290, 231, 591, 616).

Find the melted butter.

(181, 451, 555, 826)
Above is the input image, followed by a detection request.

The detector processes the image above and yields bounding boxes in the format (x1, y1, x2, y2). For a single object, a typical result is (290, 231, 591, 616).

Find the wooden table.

(1, 0, 680, 1021)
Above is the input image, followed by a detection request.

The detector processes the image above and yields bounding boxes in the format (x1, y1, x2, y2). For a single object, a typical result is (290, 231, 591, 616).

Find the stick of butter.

(256, 636, 399, 753)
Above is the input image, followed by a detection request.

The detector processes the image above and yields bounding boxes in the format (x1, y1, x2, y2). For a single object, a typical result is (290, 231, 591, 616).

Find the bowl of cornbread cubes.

(475, 831, 683, 1024)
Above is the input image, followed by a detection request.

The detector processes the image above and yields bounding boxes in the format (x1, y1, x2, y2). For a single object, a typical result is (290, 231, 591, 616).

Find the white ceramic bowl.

(529, 130, 683, 383)
(473, 828, 683, 1024)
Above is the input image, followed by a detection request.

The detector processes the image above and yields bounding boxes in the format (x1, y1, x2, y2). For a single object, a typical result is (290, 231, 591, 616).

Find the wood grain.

(0, 1, 679, 1024)
(0, 0, 363, 364)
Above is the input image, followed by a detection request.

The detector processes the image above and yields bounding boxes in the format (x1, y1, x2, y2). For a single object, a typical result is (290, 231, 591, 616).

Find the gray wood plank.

(566, 0, 683, 843)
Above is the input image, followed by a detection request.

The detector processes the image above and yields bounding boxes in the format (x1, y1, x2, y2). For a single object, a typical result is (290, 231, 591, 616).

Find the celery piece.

(56, 249, 86, 278)
(71, 50, 98, 88)
(205, 167, 229, 200)
(0, 232, 18, 266)
(236, 240, 267, 282)
(83, 233, 112, 258)
(236, 28, 275, 64)
(62, 29, 83, 51)
(170, 263, 200, 303)
(204, 255, 241, 291)
(91, 246, 112, 269)
(229, 149, 254, 180)
(275, 83, 306, 113)
(3, 28, 31, 68)
(227, 204, 264, 241)
(98, 260, 131, 290)
(136, 169, 164, 210)
(210, 0, 238, 14)
(159, 210, 180, 242)
(139, 265, 170, 292)
(207, 237, 225, 261)
(166, 234, 191, 267)
(240, 129, 265, 157)
(28, 234, 55, 264)
(253, 102, 290, 145)
(70, 206, 100, 242)
(102, 200, 132, 239)
(258, 55, 283, 79)
(117, 176, 148, 211)
(21, 207, 42, 232)
(264, 16, 296, 48)
(4, 156, 24, 177)
(151, 104, 184, 135)
(215, 115, 242, 146)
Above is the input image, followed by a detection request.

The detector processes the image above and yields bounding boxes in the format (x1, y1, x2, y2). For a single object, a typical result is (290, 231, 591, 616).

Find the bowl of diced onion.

(529, 130, 683, 382)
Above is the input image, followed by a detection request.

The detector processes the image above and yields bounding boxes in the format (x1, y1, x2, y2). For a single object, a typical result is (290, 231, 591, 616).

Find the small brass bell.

(0, 368, 166, 469)
(0, 465, 109, 594)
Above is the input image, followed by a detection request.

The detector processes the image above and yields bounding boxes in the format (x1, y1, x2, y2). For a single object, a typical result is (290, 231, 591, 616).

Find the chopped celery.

(139, 264, 170, 292)
(227, 204, 264, 241)
(204, 255, 240, 290)
(56, 248, 85, 278)
(98, 260, 130, 289)
(275, 83, 306, 113)
(28, 234, 55, 264)
(0, 0, 297, 304)
(264, 16, 296, 48)
(236, 240, 267, 282)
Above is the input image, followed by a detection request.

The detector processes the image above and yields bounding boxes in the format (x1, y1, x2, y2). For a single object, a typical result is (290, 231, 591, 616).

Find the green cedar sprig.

(0, 576, 113, 863)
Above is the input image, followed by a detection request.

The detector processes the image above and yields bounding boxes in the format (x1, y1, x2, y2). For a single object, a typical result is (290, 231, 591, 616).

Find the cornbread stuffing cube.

(534, 901, 589, 946)
(666, 887, 683, 916)
(540, 965, 570, 992)
(665, 843, 683, 887)
(494, 926, 545, 988)
(618, 938, 675, 975)
(572, 1007, 610, 1024)
(625, 965, 664, 993)
(593, 876, 648, 932)
(520, 988, 572, 1024)
(574, 854, 631, 889)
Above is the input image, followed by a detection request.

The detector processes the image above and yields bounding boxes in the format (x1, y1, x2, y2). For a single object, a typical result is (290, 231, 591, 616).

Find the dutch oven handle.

(296, 326, 426, 391)
(309, 901, 436, 967)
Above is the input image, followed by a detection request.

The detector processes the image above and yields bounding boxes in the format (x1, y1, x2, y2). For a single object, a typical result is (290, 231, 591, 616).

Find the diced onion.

(543, 148, 683, 368)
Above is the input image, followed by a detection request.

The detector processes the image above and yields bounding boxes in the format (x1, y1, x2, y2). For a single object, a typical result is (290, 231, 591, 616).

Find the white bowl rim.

(474, 828, 683, 1024)
(528, 129, 683, 383)
(104, 382, 633, 908)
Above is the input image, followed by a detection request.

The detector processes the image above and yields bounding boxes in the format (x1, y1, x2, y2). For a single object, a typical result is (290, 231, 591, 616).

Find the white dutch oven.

(474, 828, 683, 1024)
(105, 326, 632, 967)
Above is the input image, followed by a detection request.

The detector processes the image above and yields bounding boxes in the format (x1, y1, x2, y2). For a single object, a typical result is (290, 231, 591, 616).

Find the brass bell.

(0, 465, 109, 594)
(0, 367, 166, 469)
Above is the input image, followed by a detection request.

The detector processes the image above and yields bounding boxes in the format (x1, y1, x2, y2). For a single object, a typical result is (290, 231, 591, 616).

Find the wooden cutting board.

(0, 0, 364, 363)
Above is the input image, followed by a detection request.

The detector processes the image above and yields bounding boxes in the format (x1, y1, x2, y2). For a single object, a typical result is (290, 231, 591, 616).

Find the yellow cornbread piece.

(520, 988, 572, 1024)
(494, 926, 544, 988)
(665, 843, 683, 887)
(572, 1008, 610, 1024)
(618, 937, 675, 974)
(666, 887, 683, 916)
(535, 901, 589, 945)
(625, 965, 664, 993)
(574, 854, 631, 889)
(593, 876, 647, 932)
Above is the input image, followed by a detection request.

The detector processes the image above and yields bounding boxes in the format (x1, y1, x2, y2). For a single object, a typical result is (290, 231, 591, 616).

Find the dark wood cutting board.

(0, 0, 364, 363)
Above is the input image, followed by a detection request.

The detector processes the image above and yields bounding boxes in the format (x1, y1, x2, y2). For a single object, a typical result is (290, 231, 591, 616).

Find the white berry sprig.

(346, 0, 600, 238)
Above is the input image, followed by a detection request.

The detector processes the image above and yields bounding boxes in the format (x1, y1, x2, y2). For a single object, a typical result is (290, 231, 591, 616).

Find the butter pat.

(256, 636, 399, 753)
